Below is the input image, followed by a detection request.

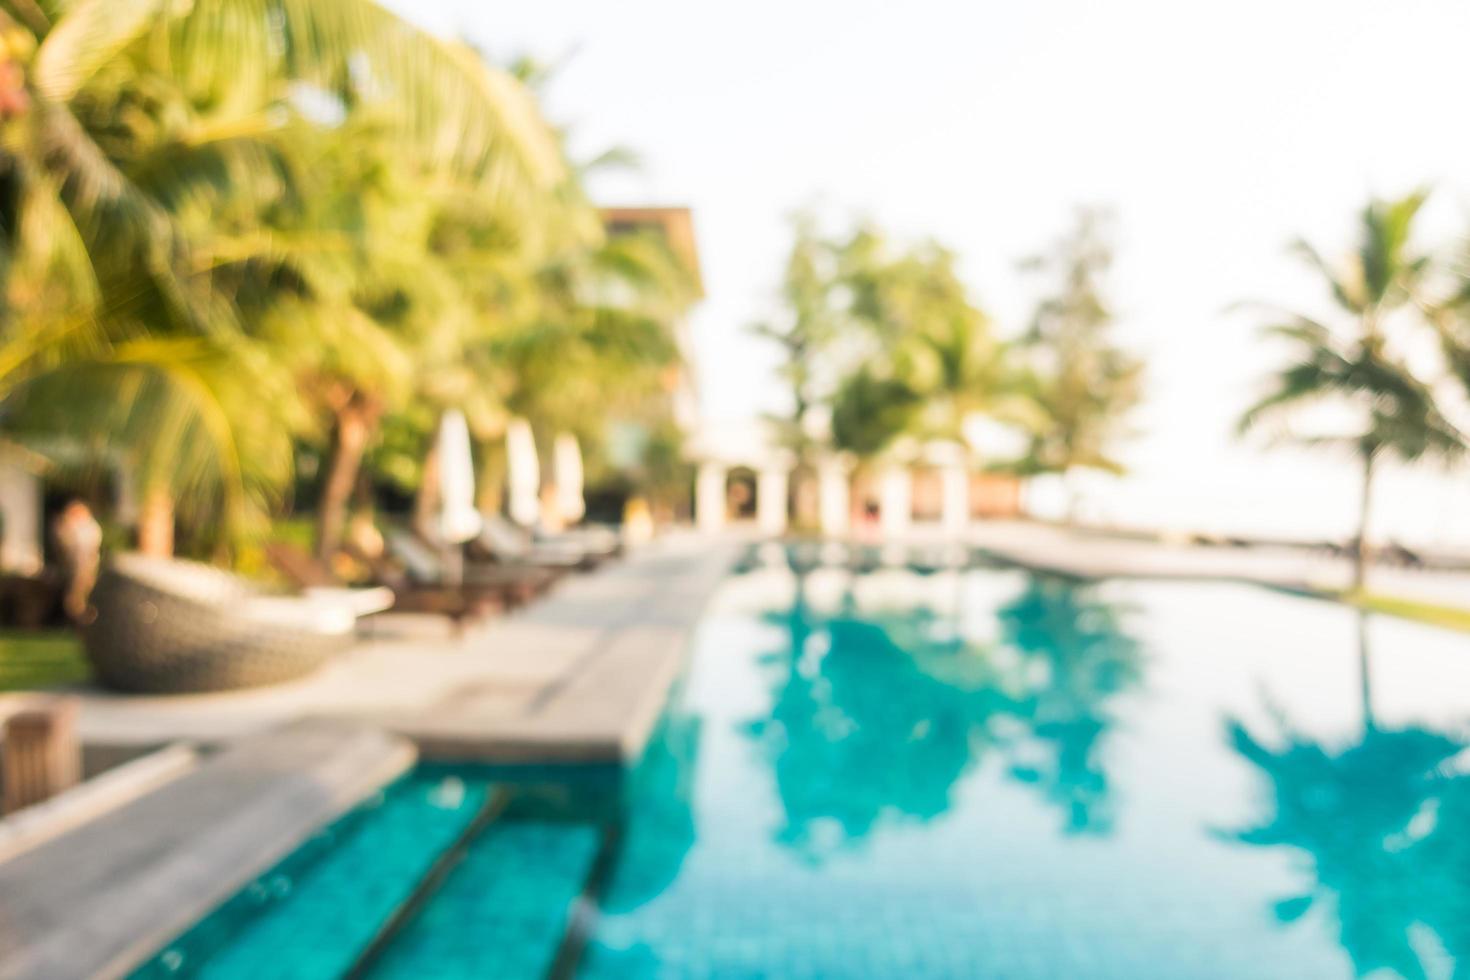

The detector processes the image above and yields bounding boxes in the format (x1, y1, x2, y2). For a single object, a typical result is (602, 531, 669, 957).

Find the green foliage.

(1240, 191, 1458, 464)
(829, 365, 922, 459)
(1345, 590, 1470, 633)
(749, 210, 845, 462)
(757, 214, 1018, 465)
(1014, 208, 1142, 477)
(1239, 191, 1464, 584)
(1240, 195, 1462, 458)
(635, 418, 693, 512)
(841, 229, 1012, 447)
(0, 1, 692, 560)
(0, 628, 88, 690)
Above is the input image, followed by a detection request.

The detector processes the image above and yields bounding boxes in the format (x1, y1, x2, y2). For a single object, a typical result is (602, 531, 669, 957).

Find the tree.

(1238, 192, 1463, 590)
(1015, 208, 1142, 501)
(472, 214, 693, 525)
(829, 364, 922, 461)
(750, 211, 843, 473)
(0, 0, 569, 557)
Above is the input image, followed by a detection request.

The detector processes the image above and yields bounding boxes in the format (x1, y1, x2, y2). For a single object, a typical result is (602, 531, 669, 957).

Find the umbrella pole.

(443, 542, 464, 589)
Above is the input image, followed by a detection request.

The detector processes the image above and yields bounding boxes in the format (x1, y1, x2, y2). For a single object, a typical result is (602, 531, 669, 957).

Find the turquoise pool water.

(139, 550, 1470, 978)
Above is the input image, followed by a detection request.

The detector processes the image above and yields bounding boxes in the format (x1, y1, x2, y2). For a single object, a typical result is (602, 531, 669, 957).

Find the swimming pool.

(137, 549, 1470, 978)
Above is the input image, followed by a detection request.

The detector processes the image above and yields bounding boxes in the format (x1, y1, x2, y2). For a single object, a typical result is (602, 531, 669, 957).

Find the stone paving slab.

(0, 742, 199, 863)
(386, 536, 737, 763)
(0, 719, 414, 980)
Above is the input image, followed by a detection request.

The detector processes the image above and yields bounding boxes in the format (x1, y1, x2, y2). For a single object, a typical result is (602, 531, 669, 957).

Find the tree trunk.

(414, 438, 441, 541)
(1356, 610, 1375, 734)
(315, 399, 377, 561)
(1352, 452, 1374, 593)
(475, 440, 505, 517)
(137, 488, 174, 557)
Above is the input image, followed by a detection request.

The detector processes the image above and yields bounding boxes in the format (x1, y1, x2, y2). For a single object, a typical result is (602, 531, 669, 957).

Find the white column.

(695, 462, 727, 533)
(940, 463, 969, 534)
(879, 466, 912, 538)
(0, 463, 41, 575)
(757, 467, 789, 536)
(818, 460, 850, 537)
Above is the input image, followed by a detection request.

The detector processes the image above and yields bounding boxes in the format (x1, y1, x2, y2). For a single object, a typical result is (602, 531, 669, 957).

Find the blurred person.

(624, 496, 653, 545)
(52, 499, 101, 621)
(345, 510, 384, 561)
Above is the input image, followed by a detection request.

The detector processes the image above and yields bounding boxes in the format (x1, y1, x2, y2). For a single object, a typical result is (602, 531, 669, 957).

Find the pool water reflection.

(579, 552, 1470, 979)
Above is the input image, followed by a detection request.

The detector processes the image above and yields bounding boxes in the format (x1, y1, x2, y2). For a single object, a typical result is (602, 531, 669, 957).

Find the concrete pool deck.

(967, 519, 1470, 607)
(0, 532, 741, 766)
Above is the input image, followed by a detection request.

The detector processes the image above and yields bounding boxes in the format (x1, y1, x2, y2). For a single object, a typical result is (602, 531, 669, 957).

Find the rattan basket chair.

(82, 554, 356, 694)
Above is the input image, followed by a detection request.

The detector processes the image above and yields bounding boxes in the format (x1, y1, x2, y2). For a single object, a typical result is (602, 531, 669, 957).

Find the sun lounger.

(268, 538, 500, 627)
(532, 522, 624, 559)
(382, 528, 559, 608)
(476, 515, 599, 570)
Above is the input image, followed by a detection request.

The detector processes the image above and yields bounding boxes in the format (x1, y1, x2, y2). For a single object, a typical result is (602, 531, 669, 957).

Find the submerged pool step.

(364, 817, 604, 980)
(344, 787, 511, 978)
(545, 825, 623, 980)
(132, 773, 494, 980)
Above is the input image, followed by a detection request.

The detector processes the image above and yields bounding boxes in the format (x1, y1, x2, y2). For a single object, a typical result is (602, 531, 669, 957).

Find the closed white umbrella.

(437, 409, 482, 544)
(506, 417, 540, 527)
(432, 410, 481, 591)
(553, 432, 585, 525)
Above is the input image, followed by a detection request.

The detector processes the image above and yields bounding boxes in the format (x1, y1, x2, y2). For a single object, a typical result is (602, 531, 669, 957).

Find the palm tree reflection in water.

(995, 575, 1144, 835)
(744, 565, 1145, 863)
(1228, 612, 1470, 979)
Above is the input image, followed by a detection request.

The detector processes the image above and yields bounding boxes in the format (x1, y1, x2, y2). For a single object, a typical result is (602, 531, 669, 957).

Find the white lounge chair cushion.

(304, 586, 396, 617)
(238, 596, 355, 636)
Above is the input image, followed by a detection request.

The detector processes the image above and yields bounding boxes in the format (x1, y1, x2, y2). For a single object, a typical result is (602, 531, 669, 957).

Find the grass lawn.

(0, 629, 90, 691)
(1344, 590, 1470, 633)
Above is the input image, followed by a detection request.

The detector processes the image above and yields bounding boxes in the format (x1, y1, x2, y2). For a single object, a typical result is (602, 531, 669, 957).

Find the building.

(600, 207, 704, 432)
(685, 417, 1022, 538)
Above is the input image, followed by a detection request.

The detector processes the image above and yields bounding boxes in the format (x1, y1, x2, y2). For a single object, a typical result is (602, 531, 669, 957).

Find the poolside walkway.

(967, 519, 1470, 606)
(0, 537, 740, 979)
(0, 532, 739, 766)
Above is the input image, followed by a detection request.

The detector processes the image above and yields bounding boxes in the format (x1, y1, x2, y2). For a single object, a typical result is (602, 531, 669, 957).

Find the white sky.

(385, 0, 1470, 547)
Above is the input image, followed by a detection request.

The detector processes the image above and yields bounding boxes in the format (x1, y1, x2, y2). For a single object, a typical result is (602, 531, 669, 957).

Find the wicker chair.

(81, 554, 356, 694)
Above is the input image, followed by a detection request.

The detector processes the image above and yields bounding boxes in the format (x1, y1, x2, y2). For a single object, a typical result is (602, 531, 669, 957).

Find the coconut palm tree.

(1239, 192, 1463, 590)
(0, 0, 568, 556)
(467, 213, 692, 523)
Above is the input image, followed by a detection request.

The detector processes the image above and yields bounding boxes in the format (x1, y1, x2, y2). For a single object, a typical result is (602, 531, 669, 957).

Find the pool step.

(343, 786, 511, 978)
(545, 824, 623, 980)
(364, 812, 604, 979)
(132, 771, 494, 979)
